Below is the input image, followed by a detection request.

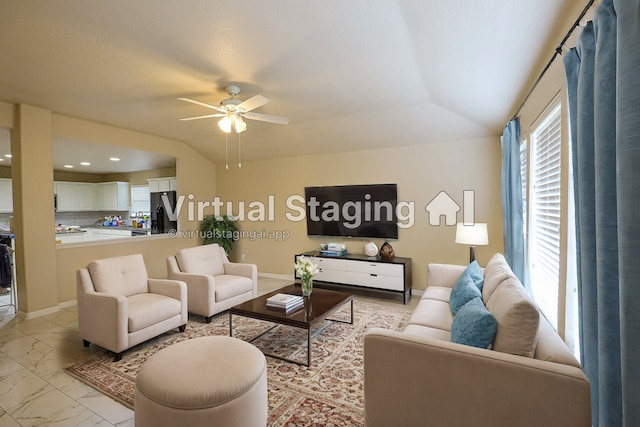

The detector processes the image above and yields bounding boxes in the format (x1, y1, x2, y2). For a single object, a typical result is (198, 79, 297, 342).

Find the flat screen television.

(304, 183, 398, 239)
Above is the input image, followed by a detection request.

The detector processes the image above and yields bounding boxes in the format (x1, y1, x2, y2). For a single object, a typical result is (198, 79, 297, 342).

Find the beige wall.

(0, 101, 217, 315)
(216, 137, 503, 291)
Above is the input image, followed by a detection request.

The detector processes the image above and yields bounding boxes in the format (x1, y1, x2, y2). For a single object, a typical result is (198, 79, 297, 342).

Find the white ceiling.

(0, 0, 584, 170)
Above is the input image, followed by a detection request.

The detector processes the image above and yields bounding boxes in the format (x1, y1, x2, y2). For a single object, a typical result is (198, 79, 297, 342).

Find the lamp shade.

(218, 116, 232, 133)
(455, 223, 488, 246)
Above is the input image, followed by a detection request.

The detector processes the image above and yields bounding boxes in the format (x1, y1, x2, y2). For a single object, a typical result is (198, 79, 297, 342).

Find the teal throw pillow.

(466, 260, 484, 291)
(449, 272, 481, 315)
(451, 297, 497, 349)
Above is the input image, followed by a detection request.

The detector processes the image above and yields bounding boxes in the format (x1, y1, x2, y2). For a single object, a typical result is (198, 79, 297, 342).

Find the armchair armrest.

(364, 328, 591, 427)
(224, 262, 258, 296)
(148, 278, 188, 324)
(76, 268, 128, 353)
(223, 262, 257, 279)
(148, 278, 186, 301)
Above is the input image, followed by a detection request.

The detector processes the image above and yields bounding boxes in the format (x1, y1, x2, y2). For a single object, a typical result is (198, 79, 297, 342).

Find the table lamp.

(455, 223, 488, 263)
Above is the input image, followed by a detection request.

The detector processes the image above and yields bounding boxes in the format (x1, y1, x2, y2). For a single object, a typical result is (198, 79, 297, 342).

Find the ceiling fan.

(178, 85, 290, 133)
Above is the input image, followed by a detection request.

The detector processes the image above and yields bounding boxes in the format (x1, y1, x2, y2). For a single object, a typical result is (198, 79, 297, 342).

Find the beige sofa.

(364, 253, 591, 427)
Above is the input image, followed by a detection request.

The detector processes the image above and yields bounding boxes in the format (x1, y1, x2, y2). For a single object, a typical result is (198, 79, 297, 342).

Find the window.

(130, 185, 150, 215)
(520, 139, 528, 241)
(528, 103, 562, 329)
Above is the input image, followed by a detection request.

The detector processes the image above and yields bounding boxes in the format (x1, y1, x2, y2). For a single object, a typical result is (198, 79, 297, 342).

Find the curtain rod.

(510, 0, 595, 121)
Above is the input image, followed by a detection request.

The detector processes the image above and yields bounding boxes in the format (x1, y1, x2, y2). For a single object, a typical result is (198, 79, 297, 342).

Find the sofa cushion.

(88, 254, 149, 296)
(450, 272, 482, 315)
(534, 317, 582, 368)
(486, 276, 540, 357)
(176, 244, 225, 277)
(451, 297, 497, 349)
(407, 298, 454, 331)
(482, 253, 513, 304)
(421, 286, 452, 303)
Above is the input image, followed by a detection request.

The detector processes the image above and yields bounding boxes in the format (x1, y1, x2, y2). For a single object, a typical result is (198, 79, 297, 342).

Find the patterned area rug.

(65, 299, 412, 426)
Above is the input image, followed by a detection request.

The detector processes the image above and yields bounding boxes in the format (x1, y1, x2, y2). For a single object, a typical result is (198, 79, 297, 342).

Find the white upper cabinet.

(96, 182, 130, 211)
(54, 182, 76, 212)
(148, 177, 176, 193)
(55, 182, 96, 212)
(0, 179, 12, 213)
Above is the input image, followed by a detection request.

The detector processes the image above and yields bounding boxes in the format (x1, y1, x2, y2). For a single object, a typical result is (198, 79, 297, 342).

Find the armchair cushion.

(128, 293, 183, 332)
(215, 275, 253, 301)
(88, 254, 149, 296)
(176, 245, 225, 277)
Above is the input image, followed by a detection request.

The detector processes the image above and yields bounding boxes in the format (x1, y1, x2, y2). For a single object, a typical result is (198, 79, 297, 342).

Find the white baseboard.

(258, 272, 294, 281)
(59, 300, 77, 309)
(19, 305, 60, 320)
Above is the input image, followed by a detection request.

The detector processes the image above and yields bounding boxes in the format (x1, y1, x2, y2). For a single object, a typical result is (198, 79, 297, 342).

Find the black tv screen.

(304, 184, 398, 239)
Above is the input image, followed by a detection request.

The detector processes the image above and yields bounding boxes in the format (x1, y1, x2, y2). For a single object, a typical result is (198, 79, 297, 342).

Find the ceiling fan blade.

(242, 112, 290, 125)
(178, 97, 226, 113)
(178, 113, 226, 121)
(237, 95, 270, 112)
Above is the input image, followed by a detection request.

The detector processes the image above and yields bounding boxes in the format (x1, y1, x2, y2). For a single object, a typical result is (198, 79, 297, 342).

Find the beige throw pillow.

(482, 253, 514, 305)
(486, 277, 540, 358)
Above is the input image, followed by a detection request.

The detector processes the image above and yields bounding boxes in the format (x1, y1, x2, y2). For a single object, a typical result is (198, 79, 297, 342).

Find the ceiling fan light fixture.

(218, 116, 232, 133)
(234, 115, 247, 133)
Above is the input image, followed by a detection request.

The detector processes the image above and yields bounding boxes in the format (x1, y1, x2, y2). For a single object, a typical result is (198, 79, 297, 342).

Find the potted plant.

(199, 215, 239, 254)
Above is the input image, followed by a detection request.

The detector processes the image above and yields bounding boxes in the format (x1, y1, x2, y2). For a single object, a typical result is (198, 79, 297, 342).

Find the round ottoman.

(134, 336, 267, 427)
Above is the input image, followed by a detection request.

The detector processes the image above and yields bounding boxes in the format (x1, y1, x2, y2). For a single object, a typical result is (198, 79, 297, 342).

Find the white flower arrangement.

(294, 256, 320, 282)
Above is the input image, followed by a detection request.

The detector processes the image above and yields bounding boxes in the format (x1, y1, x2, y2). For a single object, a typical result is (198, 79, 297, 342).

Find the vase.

(301, 277, 313, 296)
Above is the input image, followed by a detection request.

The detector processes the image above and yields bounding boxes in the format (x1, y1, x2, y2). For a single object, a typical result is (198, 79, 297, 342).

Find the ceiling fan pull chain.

(238, 133, 242, 168)
(225, 133, 229, 170)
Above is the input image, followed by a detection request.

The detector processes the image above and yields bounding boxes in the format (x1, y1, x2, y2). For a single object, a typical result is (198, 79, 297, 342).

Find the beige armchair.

(167, 244, 257, 323)
(77, 254, 188, 361)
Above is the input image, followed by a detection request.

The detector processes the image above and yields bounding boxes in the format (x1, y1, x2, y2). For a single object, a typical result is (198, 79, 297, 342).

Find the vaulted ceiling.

(0, 0, 585, 170)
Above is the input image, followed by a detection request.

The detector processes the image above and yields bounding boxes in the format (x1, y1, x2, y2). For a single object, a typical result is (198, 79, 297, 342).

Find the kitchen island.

(55, 225, 151, 244)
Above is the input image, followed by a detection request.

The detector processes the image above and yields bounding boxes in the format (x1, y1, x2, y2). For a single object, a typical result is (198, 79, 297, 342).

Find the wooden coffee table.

(229, 284, 354, 366)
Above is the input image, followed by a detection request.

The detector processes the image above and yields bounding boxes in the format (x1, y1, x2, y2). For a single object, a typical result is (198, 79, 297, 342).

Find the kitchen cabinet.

(54, 182, 76, 212)
(73, 183, 95, 211)
(148, 177, 176, 193)
(0, 179, 13, 213)
(96, 182, 130, 211)
(55, 181, 96, 212)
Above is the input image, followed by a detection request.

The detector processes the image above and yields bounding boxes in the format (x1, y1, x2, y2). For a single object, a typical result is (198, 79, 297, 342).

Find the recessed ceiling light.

(64, 165, 74, 168)
(80, 162, 91, 166)
(0, 159, 4, 162)
(4, 154, 11, 158)
(110, 157, 120, 161)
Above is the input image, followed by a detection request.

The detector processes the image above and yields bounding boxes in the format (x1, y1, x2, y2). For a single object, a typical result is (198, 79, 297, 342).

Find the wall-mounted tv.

(304, 183, 398, 239)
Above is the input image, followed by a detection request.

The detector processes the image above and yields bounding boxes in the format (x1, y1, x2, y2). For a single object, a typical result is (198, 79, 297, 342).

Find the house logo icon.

(425, 190, 476, 226)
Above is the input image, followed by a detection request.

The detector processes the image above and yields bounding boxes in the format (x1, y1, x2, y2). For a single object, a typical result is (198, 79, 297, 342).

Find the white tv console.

(295, 251, 412, 304)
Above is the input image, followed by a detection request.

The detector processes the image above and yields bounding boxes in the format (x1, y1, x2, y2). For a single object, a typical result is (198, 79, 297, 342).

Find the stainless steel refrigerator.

(150, 191, 177, 234)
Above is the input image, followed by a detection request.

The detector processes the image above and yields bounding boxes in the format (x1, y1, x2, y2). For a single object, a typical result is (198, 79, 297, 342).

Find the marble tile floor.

(0, 277, 418, 426)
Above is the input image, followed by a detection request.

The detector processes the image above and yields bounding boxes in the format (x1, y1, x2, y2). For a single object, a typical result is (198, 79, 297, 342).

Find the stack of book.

(319, 248, 347, 257)
(266, 293, 304, 312)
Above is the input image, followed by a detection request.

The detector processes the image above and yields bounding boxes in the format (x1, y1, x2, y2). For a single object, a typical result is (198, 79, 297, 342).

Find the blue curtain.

(614, 0, 640, 424)
(500, 118, 526, 283)
(564, 0, 640, 424)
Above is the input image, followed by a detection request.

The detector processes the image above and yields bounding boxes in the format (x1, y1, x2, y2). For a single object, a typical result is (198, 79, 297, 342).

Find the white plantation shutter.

(520, 139, 528, 240)
(130, 185, 150, 214)
(529, 103, 561, 328)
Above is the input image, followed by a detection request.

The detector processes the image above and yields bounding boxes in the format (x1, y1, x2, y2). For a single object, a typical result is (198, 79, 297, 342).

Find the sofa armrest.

(224, 262, 258, 296)
(76, 268, 128, 353)
(364, 328, 591, 427)
(427, 263, 468, 288)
